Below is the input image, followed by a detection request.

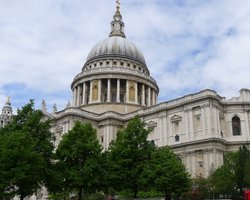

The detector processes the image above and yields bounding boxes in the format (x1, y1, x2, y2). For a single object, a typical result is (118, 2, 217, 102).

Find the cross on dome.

(116, 0, 120, 11)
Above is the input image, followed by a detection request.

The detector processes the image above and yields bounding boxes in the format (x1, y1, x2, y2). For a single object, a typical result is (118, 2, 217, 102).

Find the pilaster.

(188, 108, 194, 140)
(201, 105, 206, 136)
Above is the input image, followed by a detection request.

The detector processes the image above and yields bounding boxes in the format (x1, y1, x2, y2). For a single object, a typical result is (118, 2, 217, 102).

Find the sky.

(1, 0, 250, 113)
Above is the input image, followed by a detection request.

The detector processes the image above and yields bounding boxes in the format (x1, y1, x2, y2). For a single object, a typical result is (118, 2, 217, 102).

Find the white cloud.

(0, 0, 250, 110)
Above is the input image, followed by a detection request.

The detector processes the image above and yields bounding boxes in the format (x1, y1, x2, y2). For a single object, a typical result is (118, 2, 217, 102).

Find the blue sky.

(1, 0, 250, 112)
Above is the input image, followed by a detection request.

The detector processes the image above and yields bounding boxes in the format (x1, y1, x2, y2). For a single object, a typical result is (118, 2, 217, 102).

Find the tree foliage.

(210, 145, 250, 199)
(56, 121, 102, 200)
(108, 116, 155, 198)
(0, 100, 54, 200)
(211, 164, 234, 195)
(236, 145, 250, 192)
(141, 147, 191, 200)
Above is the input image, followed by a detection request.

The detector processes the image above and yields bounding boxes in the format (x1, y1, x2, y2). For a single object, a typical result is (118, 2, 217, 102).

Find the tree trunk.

(164, 191, 171, 200)
(78, 187, 83, 200)
(133, 185, 138, 198)
(20, 195, 24, 200)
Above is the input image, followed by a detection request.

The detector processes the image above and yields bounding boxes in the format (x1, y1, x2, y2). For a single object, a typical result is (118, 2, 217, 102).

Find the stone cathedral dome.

(86, 36, 147, 66)
(71, 3, 159, 114)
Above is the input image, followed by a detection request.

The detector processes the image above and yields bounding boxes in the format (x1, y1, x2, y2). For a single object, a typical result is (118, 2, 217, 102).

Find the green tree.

(141, 147, 191, 200)
(210, 164, 234, 197)
(244, 157, 250, 187)
(235, 145, 250, 193)
(108, 116, 155, 198)
(56, 121, 102, 200)
(210, 146, 250, 199)
(0, 100, 55, 200)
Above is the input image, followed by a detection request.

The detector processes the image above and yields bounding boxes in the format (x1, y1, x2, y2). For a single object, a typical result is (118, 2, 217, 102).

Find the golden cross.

(116, 0, 120, 8)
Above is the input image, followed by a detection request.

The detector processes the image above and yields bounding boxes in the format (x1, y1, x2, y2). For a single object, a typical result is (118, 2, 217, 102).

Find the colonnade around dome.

(72, 78, 158, 110)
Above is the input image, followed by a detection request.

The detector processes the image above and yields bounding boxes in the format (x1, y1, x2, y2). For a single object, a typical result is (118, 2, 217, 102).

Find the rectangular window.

(120, 94, 124, 102)
(112, 93, 116, 102)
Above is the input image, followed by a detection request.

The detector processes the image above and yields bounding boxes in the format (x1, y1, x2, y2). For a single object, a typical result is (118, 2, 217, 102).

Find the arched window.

(175, 135, 180, 142)
(232, 116, 241, 136)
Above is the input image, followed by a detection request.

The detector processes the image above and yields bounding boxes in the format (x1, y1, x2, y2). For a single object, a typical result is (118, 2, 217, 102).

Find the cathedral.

(2, 2, 250, 178)
(0, 97, 12, 128)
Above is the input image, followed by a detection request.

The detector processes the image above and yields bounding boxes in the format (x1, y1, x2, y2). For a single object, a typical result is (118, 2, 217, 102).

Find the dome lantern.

(109, 0, 126, 38)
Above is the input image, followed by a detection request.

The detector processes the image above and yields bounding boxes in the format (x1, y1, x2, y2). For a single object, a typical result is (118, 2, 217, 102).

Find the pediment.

(171, 115, 182, 122)
(147, 120, 157, 128)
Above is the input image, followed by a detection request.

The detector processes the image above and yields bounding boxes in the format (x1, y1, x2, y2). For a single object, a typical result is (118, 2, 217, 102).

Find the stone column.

(82, 82, 86, 105)
(152, 90, 155, 105)
(142, 84, 145, 106)
(77, 85, 81, 106)
(126, 80, 129, 103)
(147, 87, 151, 106)
(89, 81, 93, 103)
(107, 79, 111, 102)
(98, 79, 102, 102)
(117, 79, 120, 102)
(73, 87, 77, 107)
(135, 82, 138, 104)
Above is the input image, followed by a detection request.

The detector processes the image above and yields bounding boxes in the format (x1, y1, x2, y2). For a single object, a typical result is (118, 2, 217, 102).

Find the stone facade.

(47, 88, 250, 178)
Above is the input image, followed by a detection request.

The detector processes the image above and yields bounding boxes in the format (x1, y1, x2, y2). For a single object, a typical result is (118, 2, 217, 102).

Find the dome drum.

(72, 77, 158, 114)
(72, 71, 159, 93)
